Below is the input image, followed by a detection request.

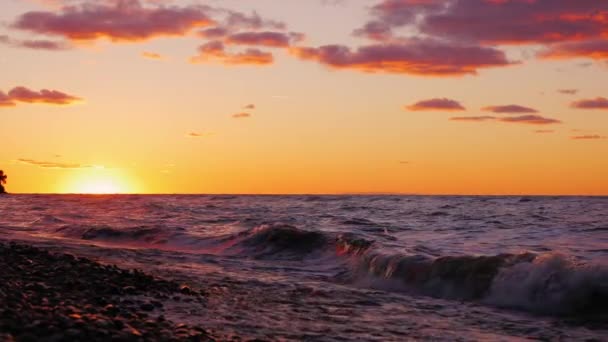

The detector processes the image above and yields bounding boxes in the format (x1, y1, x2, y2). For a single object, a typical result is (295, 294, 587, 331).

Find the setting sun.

(61, 169, 138, 194)
(77, 179, 122, 194)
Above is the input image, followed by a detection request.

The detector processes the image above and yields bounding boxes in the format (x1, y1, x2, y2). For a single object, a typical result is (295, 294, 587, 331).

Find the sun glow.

(78, 180, 122, 194)
(62, 169, 138, 194)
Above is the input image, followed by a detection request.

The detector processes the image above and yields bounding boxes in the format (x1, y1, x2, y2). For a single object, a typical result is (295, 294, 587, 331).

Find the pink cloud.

(13, 0, 214, 42)
(0, 91, 16, 107)
(498, 115, 562, 125)
(0, 87, 82, 107)
(232, 112, 251, 119)
(359, 1, 608, 45)
(0, 34, 70, 50)
(291, 40, 514, 76)
(450, 116, 496, 122)
(7, 87, 81, 105)
(571, 135, 607, 140)
(191, 41, 273, 65)
(540, 40, 608, 60)
(482, 105, 538, 114)
(225, 31, 292, 48)
(571, 97, 608, 110)
(224, 11, 286, 31)
(142, 51, 163, 60)
(406, 98, 466, 111)
(198, 27, 229, 39)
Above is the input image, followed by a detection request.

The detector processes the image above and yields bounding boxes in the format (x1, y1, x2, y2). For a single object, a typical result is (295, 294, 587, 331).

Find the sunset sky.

(1, 0, 607, 195)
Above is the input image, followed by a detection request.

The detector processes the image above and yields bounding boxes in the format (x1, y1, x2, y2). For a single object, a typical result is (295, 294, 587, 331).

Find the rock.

(140, 303, 155, 311)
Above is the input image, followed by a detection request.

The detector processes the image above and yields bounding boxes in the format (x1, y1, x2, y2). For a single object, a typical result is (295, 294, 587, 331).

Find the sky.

(1, 0, 607, 195)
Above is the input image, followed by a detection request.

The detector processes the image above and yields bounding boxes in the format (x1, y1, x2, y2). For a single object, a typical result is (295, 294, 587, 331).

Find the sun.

(63, 169, 138, 194)
(78, 180, 122, 194)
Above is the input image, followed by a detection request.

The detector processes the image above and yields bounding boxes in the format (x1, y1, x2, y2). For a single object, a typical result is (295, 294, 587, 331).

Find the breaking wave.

(47, 222, 607, 316)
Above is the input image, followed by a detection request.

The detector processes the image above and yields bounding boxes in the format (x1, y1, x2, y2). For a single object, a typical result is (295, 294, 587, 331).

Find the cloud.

(291, 40, 514, 76)
(17, 158, 94, 169)
(535, 130, 555, 134)
(406, 98, 465, 111)
(0, 35, 70, 50)
(13, 0, 214, 42)
(224, 10, 285, 31)
(191, 41, 273, 65)
(540, 40, 608, 60)
(450, 115, 561, 125)
(232, 112, 251, 119)
(0, 87, 82, 107)
(558, 89, 578, 95)
(142, 51, 163, 60)
(187, 132, 213, 138)
(0, 92, 16, 107)
(244, 104, 256, 110)
(571, 135, 607, 140)
(571, 97, 608, 110)
(198, 27, 229, 39)
(225, 31, 292, 48)
(358, 0, 608, 45)
(6, 87, 81, 105)
(450, 116, 496, 122)
(482, 105, 538, 114)
(498, 115, 562, 125)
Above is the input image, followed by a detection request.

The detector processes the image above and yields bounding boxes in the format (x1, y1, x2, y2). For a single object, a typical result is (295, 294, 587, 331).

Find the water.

(0, 195, 607, 340)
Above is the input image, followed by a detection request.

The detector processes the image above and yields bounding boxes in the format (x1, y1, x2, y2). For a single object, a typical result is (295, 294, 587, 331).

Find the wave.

(223, 224, 373, 261)
(47, 222, 607, 316)
(54, 225, 170, 245)
(342, 250, 607, 316)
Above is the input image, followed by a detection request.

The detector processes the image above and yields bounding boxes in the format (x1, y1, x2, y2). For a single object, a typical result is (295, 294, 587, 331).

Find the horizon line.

(6, 192, 608, 197)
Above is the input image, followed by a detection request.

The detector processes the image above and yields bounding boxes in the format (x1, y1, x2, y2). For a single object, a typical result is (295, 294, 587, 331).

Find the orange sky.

(1, 0, 607, 195)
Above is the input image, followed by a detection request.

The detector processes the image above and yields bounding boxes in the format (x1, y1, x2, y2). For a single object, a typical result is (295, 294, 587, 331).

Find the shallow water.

(0, 195, 607, 340)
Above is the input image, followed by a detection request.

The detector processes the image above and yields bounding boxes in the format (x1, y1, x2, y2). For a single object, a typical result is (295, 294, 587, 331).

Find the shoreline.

(0, 242, 223, 341)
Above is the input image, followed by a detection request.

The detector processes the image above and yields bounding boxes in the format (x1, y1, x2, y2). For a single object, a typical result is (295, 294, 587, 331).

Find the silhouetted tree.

(0, 170, 7, 194)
